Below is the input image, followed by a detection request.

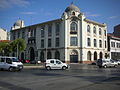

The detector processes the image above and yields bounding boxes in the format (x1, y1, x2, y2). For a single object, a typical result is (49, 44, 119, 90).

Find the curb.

(24, 65, 44, 69)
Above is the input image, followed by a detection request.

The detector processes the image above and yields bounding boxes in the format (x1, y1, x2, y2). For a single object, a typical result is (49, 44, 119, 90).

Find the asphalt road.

(0, 64, 120, 90)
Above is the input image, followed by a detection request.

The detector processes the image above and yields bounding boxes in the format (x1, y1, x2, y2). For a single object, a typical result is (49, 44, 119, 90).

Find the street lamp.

(17, 43, 19, 59)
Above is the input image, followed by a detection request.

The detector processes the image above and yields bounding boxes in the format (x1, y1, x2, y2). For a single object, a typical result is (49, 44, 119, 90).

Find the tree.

(10, 38, 26, 58)
(0, 42, 12, 56)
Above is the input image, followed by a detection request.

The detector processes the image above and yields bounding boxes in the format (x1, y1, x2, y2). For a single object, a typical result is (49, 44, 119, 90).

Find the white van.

(0, 56, 23, 71)
(97, 59, 118, 68)
(45, 59, 70, 70)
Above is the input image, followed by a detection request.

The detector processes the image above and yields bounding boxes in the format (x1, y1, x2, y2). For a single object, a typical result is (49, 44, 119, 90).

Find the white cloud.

(109, 16, 118, 19)
(84, 12, 101, 17)
(0, 0, 30, 8)
(21, 12, 36, 15)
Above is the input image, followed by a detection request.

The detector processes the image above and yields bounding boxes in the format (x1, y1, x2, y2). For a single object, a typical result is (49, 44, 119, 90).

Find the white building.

(10, 4, 108, 63)
(0, 28, 7, 40)
(108, 34, 120, 60)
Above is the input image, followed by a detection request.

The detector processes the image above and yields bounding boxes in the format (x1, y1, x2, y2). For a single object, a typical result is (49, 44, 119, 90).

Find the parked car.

(45, 59, 70, 70)
(97, 59, 118, 68)
(115, 60, 120, 65)
(0, 56, 23, 71)
(19, 59, 30, 63)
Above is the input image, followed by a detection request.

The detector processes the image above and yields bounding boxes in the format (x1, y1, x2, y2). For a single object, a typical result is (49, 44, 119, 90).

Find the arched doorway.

(29, 47, 35, 61)
(99, 52, 103, 59)
(94, 52, 97, 61)
(55, 51, 60, 59)
(40, 51, 44, 62)
(87, 51, 91, 61)
(70, 50, 78, 63)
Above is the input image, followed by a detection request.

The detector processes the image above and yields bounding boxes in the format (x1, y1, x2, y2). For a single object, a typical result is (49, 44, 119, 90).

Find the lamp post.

(45, 29, 48, 61)
(17, 43, 19, 59)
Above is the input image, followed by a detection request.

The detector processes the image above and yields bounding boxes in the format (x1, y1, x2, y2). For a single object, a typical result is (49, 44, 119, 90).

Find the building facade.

(0, 28, 7, 40)
(107, 34, 120, 60)
(10, 4, 108, 63)
(113, 24, 120, 38)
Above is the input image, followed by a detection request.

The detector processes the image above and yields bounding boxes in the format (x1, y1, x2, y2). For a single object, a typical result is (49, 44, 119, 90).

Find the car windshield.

(12, 58, 19, 62)
(102, 60, 106, 63)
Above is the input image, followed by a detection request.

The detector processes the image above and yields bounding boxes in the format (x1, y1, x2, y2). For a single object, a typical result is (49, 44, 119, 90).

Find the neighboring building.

(0, 28, 7, 40)
(113, 24, 120, 38)
(107, 34, 120, 60)
(10, 4, 107, 63)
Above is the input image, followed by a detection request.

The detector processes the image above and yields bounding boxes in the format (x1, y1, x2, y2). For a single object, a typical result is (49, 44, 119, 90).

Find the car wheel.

(99, 66, 102, 68)
(104, 65, 107, 68)
(46, 66, 51, 70)
(9, 67, 14, 72)
(114, 65, 117, 67)
(62, 66, 66, 70)
(18, 69, 22, 71)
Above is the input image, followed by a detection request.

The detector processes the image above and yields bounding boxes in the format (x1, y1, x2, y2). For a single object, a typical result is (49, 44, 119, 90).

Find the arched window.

(104, 30, 106, 36)
(99, 40, 102, 48)
(70, 22, 78, 32)
(99, 52, 103, 59)
(94, 52, 97, 61)
(93, 26, 96, 34)
(94, 39, 97, 47)
(47, 51, 52, 59)
(40, 51, 44, 62)
(105, 41, 107, 48)
(87, 51, 91, 60)
(55, 51, 60, 59)
(72, 12, 75, 15)
(87, 25, 90, 33)
(99, 28, 102, 35)
(87, 38, 91, 46)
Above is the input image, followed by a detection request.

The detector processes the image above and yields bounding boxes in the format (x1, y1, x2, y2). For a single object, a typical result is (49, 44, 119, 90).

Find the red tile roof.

(0, 40, 11, 42)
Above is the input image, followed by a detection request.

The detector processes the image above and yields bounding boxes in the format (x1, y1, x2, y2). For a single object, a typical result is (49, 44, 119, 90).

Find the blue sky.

(0, 0, 120, 33)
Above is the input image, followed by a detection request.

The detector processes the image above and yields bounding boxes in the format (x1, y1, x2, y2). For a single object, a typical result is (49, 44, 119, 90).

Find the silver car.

(97, 59, 118, 68)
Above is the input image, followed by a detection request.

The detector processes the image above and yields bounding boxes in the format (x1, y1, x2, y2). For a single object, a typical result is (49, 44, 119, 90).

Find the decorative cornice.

(84, 18, 106, 27)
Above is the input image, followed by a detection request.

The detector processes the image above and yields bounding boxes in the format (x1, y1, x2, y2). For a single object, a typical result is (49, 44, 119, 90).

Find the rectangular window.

(34, 28, 36, 37)
(87, 38, 91, 46)
(117, 43, 119, 48)
(56, 38, 59, 47)
(48, 38, 51, 47)
(41, 26, 45, 38)
(13, 32, 16, 40)
(22, 31, 25, 38)
(18, 32, 20, 38)
(70, 37, 77, 46)
(111, 42, 115, 47)
(41, 39, 44, 48)
(48, 25, 52, 37)
(56, 23, 60, 36)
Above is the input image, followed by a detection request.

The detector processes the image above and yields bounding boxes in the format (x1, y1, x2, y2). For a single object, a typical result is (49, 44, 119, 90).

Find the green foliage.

(0, 42, 12, 56)
(0, 38, 26, 56)
(10, 38, 26, 53)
